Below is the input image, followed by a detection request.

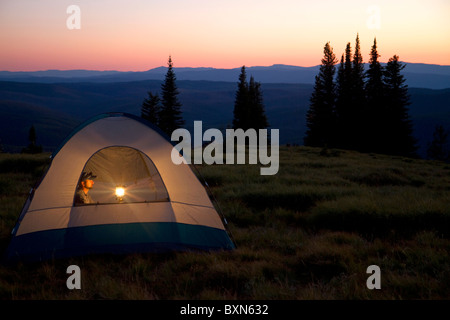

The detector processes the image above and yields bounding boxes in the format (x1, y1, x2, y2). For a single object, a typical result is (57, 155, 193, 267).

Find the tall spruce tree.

(248, 76, 269, 130)
(365, 38, 385, 153)
(141, 92, 161, 126)
(304, 42, 337, 147)
(352, 34, 365, 97)
(335, 42, 354, 149)
(351, 33, 367, 151)
(383, 55, 417, 157)
(159, 56, 184, 135)
(233, 66, 250, 129)
(232, 67, 269, 130)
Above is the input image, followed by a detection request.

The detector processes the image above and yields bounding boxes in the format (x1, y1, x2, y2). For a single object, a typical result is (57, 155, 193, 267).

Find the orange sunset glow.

(0, 0, 449, 71)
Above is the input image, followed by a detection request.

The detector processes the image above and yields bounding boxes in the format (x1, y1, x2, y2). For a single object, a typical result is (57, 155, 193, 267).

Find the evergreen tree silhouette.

(141, 92, 161, 126)
(383, 55, 417, 157)
(248, 76, 269, 130)
(365, 38, 385, 153)
(232, 67, 269, 131)
(159, 56, 184, 135)
(304, 42, 337, 147)
(335, 42, 354, 149)
(351, 33, 367, 151)
(233, 66, 250, 129)
(310, 36, 417, 157)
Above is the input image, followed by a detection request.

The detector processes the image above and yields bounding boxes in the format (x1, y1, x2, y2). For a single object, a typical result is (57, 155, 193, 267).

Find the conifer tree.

(365, 38, 385, 152)
(383, 55, 417, 157)
(232, 67, 269, 131)
(335, 42, 354, 149)
(351, 33, 367, 151)
(141, 92, 161, 126)
(304, 42, 337, 147)
(352, 34, 365, 95)
(233, 66, 250, 129)
(248, 76, 269, 130)
(159, 56, 184, 135)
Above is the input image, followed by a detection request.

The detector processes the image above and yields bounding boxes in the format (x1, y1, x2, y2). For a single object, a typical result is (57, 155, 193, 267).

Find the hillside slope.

(0, 80, 449, 157)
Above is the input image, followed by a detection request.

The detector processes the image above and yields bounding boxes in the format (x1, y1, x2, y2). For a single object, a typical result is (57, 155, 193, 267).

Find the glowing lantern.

(115, 186, 125, 201)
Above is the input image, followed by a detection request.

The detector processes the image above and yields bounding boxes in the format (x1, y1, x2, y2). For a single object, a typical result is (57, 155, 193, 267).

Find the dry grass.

(0, 147, 449, 299)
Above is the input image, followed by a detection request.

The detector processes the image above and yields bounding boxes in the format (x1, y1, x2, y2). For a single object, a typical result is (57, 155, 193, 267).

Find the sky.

(0, 0, 449, 71)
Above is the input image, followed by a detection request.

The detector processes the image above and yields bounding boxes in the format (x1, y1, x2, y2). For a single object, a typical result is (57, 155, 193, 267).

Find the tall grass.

(0, 147, 449, 299)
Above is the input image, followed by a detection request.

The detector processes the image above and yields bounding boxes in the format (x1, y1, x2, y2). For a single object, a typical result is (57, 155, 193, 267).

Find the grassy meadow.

(0, 147, 449, 300)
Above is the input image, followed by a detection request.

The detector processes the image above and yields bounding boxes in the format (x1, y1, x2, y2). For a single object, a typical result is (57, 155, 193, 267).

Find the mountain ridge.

(1, 63, 449, 89)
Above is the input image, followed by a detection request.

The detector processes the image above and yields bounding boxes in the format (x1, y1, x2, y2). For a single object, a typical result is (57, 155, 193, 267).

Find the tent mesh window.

(74, 146, 169, 206)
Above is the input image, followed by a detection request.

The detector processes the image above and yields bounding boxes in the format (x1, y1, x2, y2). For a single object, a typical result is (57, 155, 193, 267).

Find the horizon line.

(1, 61, 450, 73)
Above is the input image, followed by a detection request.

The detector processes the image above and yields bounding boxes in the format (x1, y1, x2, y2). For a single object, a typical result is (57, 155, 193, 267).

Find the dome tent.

(5, 113, 235, 262)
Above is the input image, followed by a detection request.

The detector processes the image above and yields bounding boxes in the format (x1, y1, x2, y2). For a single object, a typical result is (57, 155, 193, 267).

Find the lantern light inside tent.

(115, 186, 125, 201)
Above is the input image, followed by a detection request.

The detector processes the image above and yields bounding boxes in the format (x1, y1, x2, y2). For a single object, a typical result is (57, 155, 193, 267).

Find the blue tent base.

(5, 222, 235, 263)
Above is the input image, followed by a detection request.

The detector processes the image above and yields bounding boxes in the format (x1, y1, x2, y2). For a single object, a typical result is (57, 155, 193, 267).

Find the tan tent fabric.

(17, 115, 225, 236)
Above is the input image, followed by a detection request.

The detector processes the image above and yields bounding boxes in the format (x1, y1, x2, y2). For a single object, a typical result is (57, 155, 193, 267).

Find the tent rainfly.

(5, 113, 235, 262)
